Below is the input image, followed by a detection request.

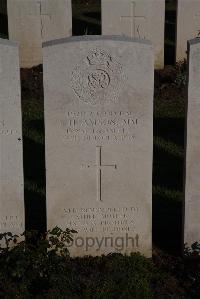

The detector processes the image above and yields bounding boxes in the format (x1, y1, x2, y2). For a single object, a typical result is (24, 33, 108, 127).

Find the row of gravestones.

(0, 34, 200, 257)
(2, 0, 200, 69)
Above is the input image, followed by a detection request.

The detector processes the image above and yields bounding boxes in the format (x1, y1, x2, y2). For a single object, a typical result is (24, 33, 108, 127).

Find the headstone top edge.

(42, 35, 152, 48)
(188, 38, 200, 47)
(0, 38, 19, 48)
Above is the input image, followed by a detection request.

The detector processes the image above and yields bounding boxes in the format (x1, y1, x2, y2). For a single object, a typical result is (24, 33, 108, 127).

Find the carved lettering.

(63, 206, 137, 233)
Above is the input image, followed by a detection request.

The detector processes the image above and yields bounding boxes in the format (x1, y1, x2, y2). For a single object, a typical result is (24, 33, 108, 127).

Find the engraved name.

(61, 111, 139, 143)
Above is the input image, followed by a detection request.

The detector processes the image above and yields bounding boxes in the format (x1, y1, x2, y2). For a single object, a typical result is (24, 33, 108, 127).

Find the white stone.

(176, 0, 200, 62)
(184, 38, 200, 255)
(43, 36, 154, 257)
(102, 0, 165, 69)
(7, 0, 72, 68)
(0, 38, 24, 238)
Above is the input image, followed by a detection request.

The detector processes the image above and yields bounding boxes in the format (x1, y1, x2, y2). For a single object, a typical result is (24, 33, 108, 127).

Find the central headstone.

(43, 36, 153, 257)
(0, 38, 24, 239)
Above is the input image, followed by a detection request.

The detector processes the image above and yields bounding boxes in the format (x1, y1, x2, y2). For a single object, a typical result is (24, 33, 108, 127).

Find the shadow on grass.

(72, 0, 101, 36)
(72, 17, 101, 35)
(23, 136, 46, 231)
(28, 119, 44, 132)
(0, 13, 8, 39)
(165, 0, 177, 65)
(25, 190, 46, 232)
(154, 117, 184, 148)
(153, 195, 182, 254)
(153, 116, 184, 254)
(21, 65, 46, 232)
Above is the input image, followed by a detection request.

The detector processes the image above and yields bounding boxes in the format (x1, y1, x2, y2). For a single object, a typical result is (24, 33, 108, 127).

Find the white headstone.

(102, 0, 165, 69)
(43, 36, 154, 257)
(0, 38, 24, 238)
(7, 0, 72, 68)
(176, 0, 200, 62)
(184, 38, 200, 256)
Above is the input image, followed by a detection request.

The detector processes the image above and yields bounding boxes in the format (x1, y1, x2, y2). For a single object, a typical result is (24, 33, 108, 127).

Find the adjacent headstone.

(7, 0, 72, 68)
(43, 36, 154, 257)
(0, 38, 24, 239)
(176, 0, 200, 62)
(184, 38, 200, 256)
(101, 0, 165, 69)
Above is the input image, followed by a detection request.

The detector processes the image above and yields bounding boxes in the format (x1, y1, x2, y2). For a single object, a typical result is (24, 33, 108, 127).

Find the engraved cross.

(83, 146, 117, 202)
(120, 1, 146, 38)
(37, 1, 51, 39)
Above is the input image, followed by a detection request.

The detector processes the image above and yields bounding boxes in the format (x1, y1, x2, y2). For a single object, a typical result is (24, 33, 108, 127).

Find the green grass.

(154, 136, 184, 159)
(166, 0, 177, 12)
(22, 98, 44, 145)
(21, 69, 46, 231)
(153, 69, 186, 252)
(72, 0, 101, 35)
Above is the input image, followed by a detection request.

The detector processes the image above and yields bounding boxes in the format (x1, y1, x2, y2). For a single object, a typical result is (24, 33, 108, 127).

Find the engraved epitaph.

(43, 36, 154, 257)
(0, 39, 24, 239)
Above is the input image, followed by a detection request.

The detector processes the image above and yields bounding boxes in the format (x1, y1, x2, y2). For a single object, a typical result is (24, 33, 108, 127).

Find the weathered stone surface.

(0, 38, 24, 238)
(43, 36, 153, 257)
(176, 0, 200, 62)
(102, 0, 165, 69)
(184, 38, 200, 256)
(7, 0, 72, 68)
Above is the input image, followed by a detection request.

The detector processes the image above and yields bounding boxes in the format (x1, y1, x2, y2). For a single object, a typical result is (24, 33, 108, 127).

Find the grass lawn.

(153, 66, 186, 254)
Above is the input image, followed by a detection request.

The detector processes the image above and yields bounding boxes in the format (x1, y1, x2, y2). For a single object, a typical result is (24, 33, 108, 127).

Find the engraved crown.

(87, 49, 111, 66)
